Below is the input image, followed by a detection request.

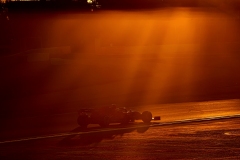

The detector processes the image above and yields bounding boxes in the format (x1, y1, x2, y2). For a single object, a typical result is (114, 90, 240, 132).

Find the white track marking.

(150, 114, 240, 127)
(1, 114, 240, 144)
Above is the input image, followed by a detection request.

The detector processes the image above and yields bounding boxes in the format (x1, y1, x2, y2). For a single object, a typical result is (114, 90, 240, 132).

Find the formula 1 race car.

(77, 104, 160, 128)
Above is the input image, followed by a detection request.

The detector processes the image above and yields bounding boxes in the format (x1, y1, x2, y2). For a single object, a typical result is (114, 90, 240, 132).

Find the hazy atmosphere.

(0, 0, 240, 159)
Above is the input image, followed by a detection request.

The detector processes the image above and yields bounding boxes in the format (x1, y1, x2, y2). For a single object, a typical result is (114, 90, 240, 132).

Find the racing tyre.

(77, 114, 89, 128)
(141, 111, 152, 123)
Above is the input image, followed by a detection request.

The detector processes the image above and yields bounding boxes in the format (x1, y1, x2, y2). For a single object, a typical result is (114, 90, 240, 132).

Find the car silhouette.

(77, 104, 160, 128)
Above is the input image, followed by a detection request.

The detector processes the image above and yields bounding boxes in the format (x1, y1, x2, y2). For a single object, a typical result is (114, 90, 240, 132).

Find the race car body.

(77, 105, 160, 128)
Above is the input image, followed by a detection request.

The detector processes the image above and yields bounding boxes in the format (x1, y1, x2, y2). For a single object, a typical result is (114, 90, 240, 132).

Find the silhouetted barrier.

(3, 0, 240, 12)
(5, 1, 91, 12)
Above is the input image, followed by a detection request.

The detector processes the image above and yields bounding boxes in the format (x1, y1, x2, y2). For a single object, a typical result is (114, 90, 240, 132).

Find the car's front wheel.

(141, 111, 152, 123)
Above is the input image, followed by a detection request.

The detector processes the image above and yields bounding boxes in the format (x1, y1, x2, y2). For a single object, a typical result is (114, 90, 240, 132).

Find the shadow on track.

(59, 123, 149, 146)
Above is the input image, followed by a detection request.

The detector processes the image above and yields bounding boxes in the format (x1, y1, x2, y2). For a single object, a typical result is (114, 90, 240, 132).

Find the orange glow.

(22, 8, 240, 108)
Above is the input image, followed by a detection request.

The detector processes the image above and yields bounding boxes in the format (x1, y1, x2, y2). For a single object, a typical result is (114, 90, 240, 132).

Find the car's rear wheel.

(77, 114, 89, 128)
(141, 111, 152, 123)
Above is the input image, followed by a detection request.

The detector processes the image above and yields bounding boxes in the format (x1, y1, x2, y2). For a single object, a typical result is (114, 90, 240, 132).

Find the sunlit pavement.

(0, 99, 240, 142)
(1, 114, 240, 159)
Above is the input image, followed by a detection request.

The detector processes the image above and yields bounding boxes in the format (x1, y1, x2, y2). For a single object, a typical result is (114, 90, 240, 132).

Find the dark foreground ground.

(1, 117, 240, 160)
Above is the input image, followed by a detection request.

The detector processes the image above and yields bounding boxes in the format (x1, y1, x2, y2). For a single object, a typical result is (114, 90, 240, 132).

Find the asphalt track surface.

(1, 113, 240, 144)
(1, 113, 240, 160)
(1, 100, 240, 160)
(1, 7, 240, 159)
